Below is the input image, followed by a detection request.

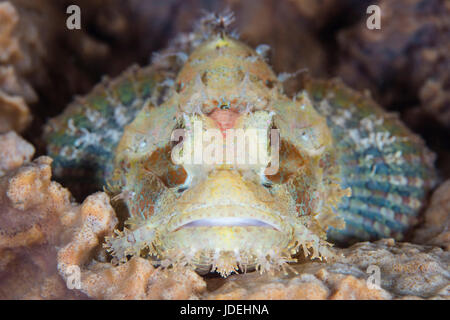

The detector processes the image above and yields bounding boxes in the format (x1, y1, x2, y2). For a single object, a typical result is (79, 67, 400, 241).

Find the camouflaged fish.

(44, 14, 437, 276)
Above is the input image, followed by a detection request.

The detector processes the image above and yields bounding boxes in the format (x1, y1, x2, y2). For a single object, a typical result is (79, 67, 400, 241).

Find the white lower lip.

(180, 217, 277, 229)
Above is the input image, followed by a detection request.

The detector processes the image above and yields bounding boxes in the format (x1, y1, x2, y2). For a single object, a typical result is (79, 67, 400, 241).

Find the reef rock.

(414, 180, 450, 250)
(204, 239, 449, 300)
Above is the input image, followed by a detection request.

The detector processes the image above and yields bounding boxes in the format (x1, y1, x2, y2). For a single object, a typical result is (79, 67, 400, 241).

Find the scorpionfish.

(44, 14, 437, 276)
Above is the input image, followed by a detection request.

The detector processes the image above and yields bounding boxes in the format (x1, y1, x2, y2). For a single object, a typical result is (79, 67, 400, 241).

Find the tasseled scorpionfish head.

(105, 33, 351, 276)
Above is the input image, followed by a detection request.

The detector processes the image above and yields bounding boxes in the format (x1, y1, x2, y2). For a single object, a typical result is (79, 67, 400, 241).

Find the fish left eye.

(177, 186, 188, 193)
(262, 182, 272, 189)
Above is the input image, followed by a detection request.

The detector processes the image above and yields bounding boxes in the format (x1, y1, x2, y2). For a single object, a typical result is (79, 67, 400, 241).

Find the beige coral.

(0, 156, 72, 250)
(57, 193, 206, 299)
(57, 192, 118, 268)
(0, 92, 31, 134)
(72, 257, 206, 299)
(0, 130, 34, 176)
(0, 155, 83, 299)
(0, 147, 207, 299)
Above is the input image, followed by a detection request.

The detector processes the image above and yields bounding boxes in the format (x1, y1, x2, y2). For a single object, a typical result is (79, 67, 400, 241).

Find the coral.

(204, 239, 449, 299)
(413, 180, 450, 250)
(62, 257, 207, 300)
(0, 155, 84, 299)
(0, 131, 34, 176)
(0, 136, 206, 300)
(57, 192, 118, 269)
(0, 91, 30, 134)
(57, 193, 206, 299)
(0, 156, 67, 247)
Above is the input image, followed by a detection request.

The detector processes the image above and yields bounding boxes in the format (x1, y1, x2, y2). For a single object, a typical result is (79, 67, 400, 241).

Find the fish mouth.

(167, 202, 286, 233)
(177, 217, 279, 230)
(158, 203, 294, 274)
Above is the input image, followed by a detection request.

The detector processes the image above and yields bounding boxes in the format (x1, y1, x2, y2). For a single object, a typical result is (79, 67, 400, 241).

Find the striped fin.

(305, 79, 438, 244)
(43, 64, 175, 195)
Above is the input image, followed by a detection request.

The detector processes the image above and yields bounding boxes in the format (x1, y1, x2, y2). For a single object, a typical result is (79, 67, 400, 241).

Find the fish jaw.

(151, 169, 296, 275)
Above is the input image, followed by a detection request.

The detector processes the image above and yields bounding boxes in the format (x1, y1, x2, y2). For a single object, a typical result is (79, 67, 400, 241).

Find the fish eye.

(262, 182, 272, 189)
